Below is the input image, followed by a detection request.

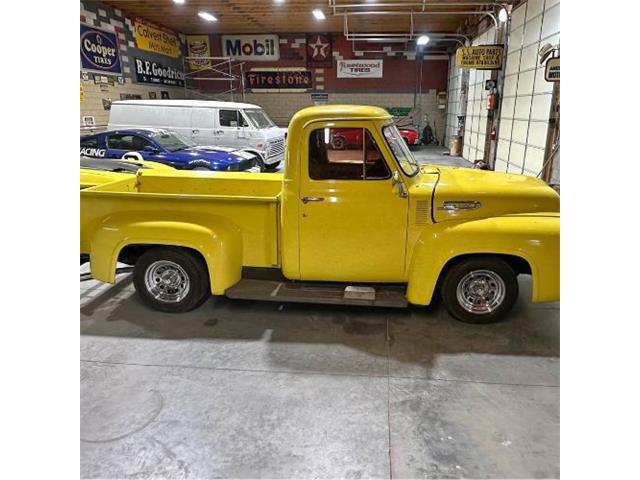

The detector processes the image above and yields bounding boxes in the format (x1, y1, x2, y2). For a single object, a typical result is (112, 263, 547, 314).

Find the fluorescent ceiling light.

(274, 0, 285, 3)
(312, 9, 326, 20)
(416, 35, 430, 46)
(198, 11, 217, 22)
(498, 8, 508, 22)
(173, 0, 185, 4)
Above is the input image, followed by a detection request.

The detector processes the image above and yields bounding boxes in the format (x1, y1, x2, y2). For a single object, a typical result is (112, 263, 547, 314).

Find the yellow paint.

(134, 20, 180, 58)
(80, 105, 560, 306)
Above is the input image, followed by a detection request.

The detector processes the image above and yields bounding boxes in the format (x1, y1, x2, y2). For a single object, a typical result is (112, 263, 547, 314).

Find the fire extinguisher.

(487, 91, 498, 110)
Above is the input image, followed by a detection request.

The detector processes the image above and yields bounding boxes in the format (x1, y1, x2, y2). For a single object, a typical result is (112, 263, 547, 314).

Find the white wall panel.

(495, 0, 559, 178)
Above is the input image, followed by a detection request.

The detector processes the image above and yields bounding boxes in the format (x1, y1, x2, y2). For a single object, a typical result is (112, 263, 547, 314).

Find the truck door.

(298, 123, 409, 282)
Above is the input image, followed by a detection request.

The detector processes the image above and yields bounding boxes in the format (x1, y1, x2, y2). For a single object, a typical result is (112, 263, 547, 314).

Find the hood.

(429, 166, 560, 223)
(181, 146, 256, 165)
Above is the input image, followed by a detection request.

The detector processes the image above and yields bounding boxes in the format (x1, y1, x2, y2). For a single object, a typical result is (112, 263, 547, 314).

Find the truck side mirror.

(392, 171, 408, 198)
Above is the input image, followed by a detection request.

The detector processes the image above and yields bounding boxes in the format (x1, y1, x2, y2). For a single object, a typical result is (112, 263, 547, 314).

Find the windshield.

(244, 109, 275, 129)
(150, 130, 196, 152)
(382, 124, 420, 176)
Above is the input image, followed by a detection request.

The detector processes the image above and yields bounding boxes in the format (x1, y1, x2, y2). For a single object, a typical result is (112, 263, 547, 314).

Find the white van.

(108, 99, 286, 170)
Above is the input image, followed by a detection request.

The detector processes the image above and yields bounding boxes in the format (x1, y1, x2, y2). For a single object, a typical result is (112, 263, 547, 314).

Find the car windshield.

(244, 109, 275, 129)
(382, 124, 420, 176)
(149, 130, 196, 152)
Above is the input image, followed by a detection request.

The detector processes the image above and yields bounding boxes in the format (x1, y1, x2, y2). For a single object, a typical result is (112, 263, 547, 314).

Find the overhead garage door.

(461, 27, 497, 162)
(495, 0, 560, 176)
(444, 57, 462, 148)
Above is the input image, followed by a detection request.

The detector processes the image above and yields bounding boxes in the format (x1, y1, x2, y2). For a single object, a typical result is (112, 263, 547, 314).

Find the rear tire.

(133, 247, 210, 313)
(440, 257, 518, 324)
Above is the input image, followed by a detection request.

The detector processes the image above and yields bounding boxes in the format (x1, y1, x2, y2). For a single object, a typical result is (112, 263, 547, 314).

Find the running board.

(225, 279, 408, 308)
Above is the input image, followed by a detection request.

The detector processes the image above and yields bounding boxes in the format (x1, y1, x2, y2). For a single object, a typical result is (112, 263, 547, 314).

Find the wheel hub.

(456, 269, 506, 314)
(144, 260, 190, 303)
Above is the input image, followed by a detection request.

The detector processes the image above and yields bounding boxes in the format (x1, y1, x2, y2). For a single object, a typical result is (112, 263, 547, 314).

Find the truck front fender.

(87, 211, 243, 294)
(406, 214, 560, 305)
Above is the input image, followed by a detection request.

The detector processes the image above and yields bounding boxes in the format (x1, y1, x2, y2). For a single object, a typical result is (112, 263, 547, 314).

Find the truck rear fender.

(406, 215, 560, 305)
(88, 212, 243, 294)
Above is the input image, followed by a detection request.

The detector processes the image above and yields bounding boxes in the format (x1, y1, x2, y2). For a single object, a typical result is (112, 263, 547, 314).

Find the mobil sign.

(222, 34, 280, 61)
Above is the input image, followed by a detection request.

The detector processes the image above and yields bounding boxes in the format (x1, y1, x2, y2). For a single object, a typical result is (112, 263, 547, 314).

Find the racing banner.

(134, 58, 185, 86)
(186, 35, 212, 70)
(134, 19, 180, 58)
(80, 23, 122, 75)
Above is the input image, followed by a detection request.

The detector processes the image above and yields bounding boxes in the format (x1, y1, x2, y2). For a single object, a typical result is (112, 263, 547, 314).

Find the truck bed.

(80, 170, 284, 268)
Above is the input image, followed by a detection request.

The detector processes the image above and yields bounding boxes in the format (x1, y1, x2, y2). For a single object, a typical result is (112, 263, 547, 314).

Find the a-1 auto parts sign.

(455, 45, 504, 70)
(222, 35, 280, 61)
(80, 24, 122, 74)
(134, 58, 185, 86)
(337, 59, 383, 78)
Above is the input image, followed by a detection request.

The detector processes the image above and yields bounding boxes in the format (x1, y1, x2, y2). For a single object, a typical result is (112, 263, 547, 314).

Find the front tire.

(133, 247, 210, 313)
(264, 161, 280, 171)
(440, 257, 518, 324)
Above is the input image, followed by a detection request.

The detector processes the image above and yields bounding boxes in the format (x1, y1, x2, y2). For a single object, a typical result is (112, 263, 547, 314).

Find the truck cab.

(81, 105, 560, 323)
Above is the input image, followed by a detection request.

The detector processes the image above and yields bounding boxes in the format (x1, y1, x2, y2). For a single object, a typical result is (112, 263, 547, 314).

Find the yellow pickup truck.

(80, 105, 559, 323)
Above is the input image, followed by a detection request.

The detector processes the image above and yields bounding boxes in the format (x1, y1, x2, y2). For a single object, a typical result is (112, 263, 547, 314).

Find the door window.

(107, 134, 151, 150)
(219, 109, 247, 127)
(308, 127, 391, 180)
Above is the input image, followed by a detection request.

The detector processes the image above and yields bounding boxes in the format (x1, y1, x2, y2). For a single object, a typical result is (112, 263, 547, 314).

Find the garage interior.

(80, 0, 560, 478)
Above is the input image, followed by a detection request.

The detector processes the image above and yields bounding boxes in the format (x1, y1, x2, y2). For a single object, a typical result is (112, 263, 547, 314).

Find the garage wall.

(80, 1, 187, 127)
(462, 26, 497, 162)
(495, 0, 560, 176)
(244, 90, 445, 132)
(444, 56, 463, 148)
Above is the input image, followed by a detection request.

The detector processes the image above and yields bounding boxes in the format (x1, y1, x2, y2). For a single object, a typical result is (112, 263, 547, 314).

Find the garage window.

(308, 127, 390, 181)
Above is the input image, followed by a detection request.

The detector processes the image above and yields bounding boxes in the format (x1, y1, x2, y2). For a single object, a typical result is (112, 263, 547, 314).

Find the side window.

(106, 134, 150, 150)
(80, 137, 99, 148)
(308, 127, 391, 181)
(219, 109, 239, 127)
(238, 112, 249, 127)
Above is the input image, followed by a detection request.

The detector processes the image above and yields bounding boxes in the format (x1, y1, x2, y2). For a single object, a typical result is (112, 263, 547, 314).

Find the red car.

(331, 126, 420, 149)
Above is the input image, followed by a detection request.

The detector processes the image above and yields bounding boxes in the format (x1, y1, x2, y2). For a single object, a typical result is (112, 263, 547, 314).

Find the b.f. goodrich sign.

(134, 58, 184, 86)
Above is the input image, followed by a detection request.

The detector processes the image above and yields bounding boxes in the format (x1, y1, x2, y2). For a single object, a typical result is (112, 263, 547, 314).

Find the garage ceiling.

(101, 0, 511, 35)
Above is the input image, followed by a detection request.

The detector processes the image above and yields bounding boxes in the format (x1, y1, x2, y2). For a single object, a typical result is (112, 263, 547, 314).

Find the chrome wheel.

(456, 269, 506, 314)
(144, 260, 191, 303)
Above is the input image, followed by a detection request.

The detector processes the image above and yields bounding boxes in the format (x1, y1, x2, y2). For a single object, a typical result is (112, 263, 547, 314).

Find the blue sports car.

(80, 128, 258, 171)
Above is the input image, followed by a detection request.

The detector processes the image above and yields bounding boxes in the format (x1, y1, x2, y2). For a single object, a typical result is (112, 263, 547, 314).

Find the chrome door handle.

(192, 129, 199, 134)
(214, 130, 224, 135)
(301, 196, 325, 204)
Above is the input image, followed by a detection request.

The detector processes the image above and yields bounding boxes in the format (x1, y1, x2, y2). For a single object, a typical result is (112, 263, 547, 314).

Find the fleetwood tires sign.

(336, 60, 383, 78)
(222, 35, 280, 61)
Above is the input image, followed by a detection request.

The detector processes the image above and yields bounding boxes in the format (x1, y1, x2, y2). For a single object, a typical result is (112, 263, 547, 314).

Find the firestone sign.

(80, 24, 122, 75)
(222, 35, 280, 61)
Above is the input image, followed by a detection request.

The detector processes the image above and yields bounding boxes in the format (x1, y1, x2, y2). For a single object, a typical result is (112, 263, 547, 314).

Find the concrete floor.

(81, 266, 559, 479)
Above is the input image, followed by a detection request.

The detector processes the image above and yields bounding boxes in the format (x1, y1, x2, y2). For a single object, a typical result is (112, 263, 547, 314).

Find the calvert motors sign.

(337, 59, 383, 78)
(134, 58, 185, 87)
(222, 34, 280, 61)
